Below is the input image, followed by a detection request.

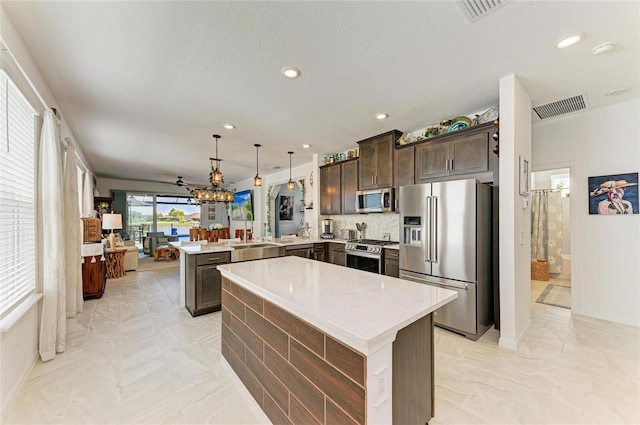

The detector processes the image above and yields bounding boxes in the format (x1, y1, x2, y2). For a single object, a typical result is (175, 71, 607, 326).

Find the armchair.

(143, 232, 178, 255)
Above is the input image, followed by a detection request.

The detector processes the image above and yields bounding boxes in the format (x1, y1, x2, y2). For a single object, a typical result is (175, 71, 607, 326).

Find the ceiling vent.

(533, 95, 588, 120)
(458, 0, 509, 22)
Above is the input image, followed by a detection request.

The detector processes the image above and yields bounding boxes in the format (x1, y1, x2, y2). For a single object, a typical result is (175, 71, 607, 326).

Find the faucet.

(243, 211, 252, 243)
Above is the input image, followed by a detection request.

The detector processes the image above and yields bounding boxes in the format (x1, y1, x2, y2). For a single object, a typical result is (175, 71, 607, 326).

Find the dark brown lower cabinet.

(312, 243, 326, 262)
(384, 248, 399, 278)
(186, 251, 230, 317)
(82, 255, 106, 299)
(328, 243, 345, 266)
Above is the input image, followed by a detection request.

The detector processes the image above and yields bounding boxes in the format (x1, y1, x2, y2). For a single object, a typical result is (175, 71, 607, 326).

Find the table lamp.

(102, 213, 122, 248)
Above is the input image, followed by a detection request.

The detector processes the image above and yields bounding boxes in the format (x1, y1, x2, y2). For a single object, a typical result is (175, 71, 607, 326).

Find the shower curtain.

(531, 190, 563, 273)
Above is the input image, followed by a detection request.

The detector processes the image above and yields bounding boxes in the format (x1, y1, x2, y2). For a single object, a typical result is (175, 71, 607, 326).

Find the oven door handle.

(346, 251, 382, 260)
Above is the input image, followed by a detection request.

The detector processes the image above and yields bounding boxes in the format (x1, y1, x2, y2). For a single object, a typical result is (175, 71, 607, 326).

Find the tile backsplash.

(324, 214, 400, 241)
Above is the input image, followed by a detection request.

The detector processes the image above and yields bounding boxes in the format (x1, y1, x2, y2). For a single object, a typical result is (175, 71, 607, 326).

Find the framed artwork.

(231, 190, 254, 221)
(279, 195, 293, 221)
(207, 205, 215, 220)
(519, 156, 530, 196)
(588, 172, 638, 215)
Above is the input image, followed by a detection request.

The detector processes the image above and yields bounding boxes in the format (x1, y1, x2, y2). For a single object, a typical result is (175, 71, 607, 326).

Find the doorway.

(530, 168, 572, 312)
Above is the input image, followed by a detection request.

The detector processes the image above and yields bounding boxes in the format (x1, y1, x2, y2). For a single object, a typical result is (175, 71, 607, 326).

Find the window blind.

(0, 70, 37, 316)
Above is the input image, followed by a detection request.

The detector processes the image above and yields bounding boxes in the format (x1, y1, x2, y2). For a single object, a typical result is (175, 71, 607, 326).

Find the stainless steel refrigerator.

(399, 179, 493, 340)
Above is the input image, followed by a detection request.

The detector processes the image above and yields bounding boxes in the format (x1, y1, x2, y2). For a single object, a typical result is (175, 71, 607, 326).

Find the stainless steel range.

(345, 239, 395, 274)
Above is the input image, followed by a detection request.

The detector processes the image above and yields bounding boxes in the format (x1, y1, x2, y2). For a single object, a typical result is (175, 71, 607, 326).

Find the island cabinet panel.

(186, 251, 230, 317)
(221, 277, 367, 425)
(392, 313, 434, 425)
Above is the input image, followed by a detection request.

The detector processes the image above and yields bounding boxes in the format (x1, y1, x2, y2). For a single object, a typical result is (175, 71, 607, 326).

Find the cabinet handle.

(208, 257, 220, 261)
(445, 159, 449, 171)
(450, 159, 454, 170)
(208, 266, 218, 270)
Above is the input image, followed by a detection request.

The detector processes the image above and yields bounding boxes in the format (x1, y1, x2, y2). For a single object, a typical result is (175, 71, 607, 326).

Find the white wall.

(0, 5, 94, 416)
(498, 74, 533, 350)
(532, 98, 640, 326)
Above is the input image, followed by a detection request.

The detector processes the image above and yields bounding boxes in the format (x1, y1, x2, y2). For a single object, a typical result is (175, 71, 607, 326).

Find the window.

(551, 173, 571, 197)
(0, 70, 37, 316)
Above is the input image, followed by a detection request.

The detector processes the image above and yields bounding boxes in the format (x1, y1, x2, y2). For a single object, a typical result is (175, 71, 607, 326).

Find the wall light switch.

(519, 231, 524, 245)
(522, 198, 529, 209)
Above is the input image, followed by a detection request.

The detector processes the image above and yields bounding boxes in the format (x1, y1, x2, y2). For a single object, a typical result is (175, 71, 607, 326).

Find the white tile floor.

(4, 268, 639, 424)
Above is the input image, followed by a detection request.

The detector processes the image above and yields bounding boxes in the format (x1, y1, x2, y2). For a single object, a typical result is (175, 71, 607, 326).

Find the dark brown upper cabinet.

(358, 130, 402, 190)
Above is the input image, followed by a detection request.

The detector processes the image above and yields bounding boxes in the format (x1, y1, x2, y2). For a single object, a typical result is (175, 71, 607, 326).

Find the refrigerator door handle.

(432, 196, 438, 263)
(425, 196, 431, 262)
(400, 272, 470, 291)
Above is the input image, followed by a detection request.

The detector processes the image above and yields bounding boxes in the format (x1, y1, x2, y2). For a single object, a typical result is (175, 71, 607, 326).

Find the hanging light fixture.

(287, 151, 295, 191)
(190, 134, 234, 204)
(211, 134, 223, 184)
(253, 144, 262, 187)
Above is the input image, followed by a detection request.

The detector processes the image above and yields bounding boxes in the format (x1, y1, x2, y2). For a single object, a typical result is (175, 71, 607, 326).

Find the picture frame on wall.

(279, 195, 293, 221)
(588, 172, 638, 215)
(519, 155, 530, 196)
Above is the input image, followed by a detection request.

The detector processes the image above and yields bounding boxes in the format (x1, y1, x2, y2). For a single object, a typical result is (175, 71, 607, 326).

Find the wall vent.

(533, 95, 587, 120)
(458, 0, 509, 22)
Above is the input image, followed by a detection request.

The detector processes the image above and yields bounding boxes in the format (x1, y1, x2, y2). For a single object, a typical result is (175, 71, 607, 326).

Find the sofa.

(143, 232, 178, 256)
(123, 240, 139, 271)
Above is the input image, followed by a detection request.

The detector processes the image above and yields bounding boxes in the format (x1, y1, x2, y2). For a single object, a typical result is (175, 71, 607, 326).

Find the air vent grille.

(533, 95, 587, 120)
(458, 0, 508, 22)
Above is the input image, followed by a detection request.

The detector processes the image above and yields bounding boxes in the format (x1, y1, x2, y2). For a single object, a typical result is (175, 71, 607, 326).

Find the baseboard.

(572, 309, 640, 328)
(1, 352, 37, 422)
(498, 319, 532, 351)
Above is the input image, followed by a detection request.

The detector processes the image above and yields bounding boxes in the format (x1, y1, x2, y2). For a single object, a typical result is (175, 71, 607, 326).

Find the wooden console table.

(105, 247, 127, 279)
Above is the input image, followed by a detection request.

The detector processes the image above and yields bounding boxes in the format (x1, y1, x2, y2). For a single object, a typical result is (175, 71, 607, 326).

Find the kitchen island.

(218, 256, 457, 425)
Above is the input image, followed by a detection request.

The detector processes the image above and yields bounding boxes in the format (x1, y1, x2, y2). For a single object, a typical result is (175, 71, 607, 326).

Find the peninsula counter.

(218, 256, 457, 425)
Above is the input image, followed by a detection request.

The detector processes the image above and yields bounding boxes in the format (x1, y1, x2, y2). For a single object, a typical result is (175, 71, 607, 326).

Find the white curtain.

(64, 141, 84, 317)
(82, 170, 93, 217)
(39, 110, 67, 361)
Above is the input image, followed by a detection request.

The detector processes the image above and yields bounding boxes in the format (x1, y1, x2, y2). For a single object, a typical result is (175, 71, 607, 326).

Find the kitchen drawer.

(196, 251, 231, 266)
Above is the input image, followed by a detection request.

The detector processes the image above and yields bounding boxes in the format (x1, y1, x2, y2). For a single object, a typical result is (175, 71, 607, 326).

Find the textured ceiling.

(3, 1, 639, 188)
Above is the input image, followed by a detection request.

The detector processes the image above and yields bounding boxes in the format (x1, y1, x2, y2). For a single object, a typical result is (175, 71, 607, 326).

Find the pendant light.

(211, 134, 223, 184)
(253, 144, 262, 187)
(287, 151, 295, 191)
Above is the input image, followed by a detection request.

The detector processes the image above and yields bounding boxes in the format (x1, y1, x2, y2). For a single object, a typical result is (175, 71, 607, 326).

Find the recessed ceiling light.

(556, 33, 583, 49)
(281, 66, 301, 79)
(223, 124, 235, 130)
(605, 87, 630, 96)
(302, 144, 311, 149)
(592, 41, 615, 55)
(375, 113, 389, 120)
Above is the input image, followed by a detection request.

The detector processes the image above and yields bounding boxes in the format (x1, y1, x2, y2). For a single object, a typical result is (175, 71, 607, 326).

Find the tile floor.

(4, 268, 639, 424)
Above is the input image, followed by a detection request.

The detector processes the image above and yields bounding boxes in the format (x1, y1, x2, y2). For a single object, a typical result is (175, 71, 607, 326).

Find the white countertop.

(172, 238, 348, 254)
(218, 256, 457, 355)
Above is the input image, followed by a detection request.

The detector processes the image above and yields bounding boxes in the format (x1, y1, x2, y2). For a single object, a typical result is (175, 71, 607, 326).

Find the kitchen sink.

(229, 243, 285, 263)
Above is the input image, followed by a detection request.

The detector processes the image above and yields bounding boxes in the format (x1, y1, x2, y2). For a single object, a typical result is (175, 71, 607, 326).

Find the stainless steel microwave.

(356, 188, 395, 213)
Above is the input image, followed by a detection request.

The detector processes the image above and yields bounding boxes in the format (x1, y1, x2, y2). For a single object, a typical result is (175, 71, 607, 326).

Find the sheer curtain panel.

(64, 142, 83, 317)
(39, 110, 67, 361)
(82, 170, 93, 217)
